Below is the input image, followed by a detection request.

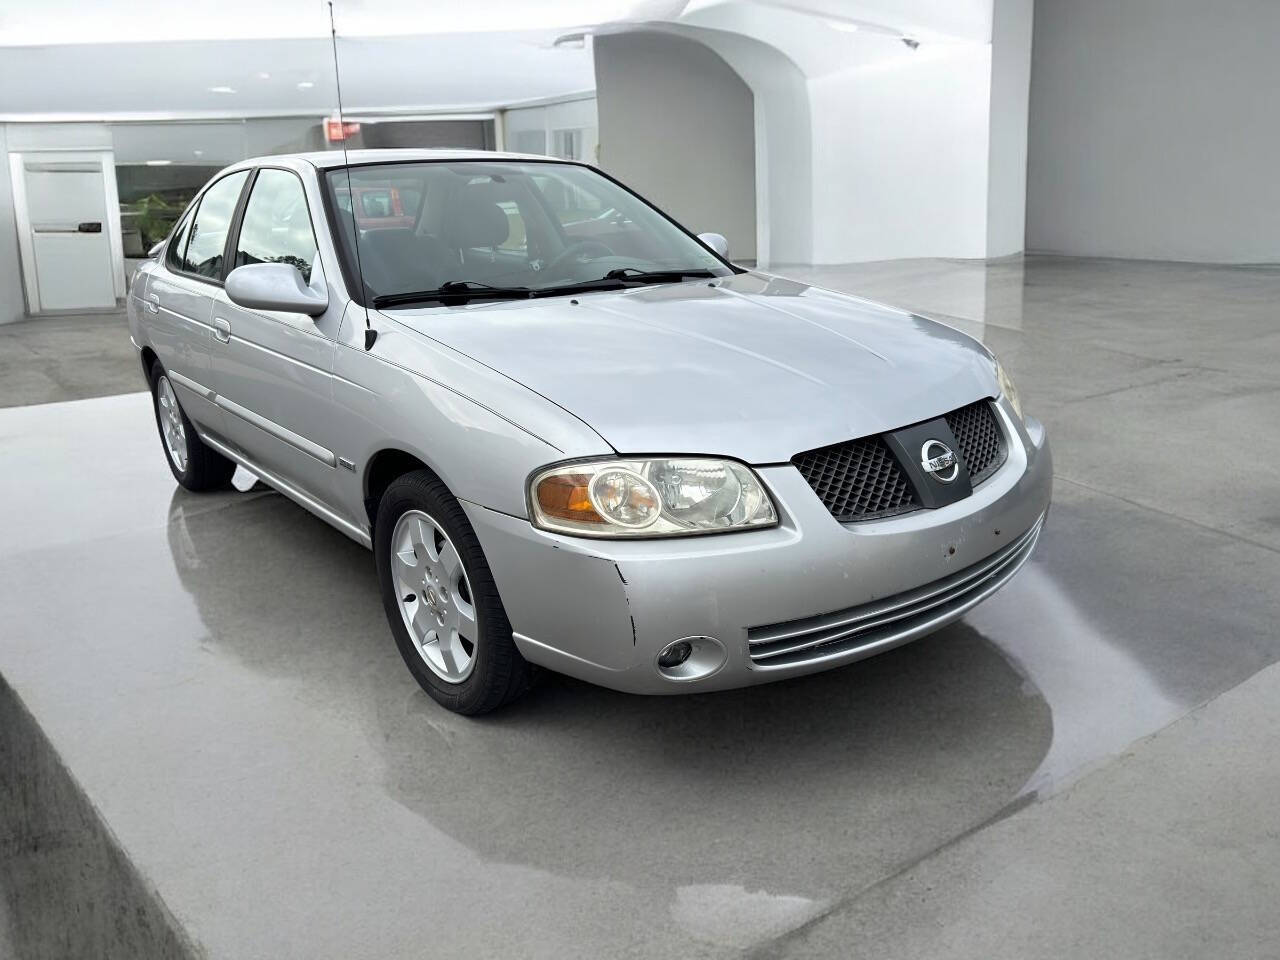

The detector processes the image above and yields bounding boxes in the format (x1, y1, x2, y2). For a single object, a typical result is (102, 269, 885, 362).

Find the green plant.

(131, 193, 182, 248)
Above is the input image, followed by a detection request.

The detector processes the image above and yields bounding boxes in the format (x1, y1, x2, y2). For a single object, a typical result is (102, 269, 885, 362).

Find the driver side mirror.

(697, 232, 729, 259)
(226, 263, 328, 317)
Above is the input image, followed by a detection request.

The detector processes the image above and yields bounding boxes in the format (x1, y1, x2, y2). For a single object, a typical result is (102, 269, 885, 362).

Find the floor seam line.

(1054, 474, 1280, 558)
(745, 793, 1040, 959)
(747, 658, 1274, 959)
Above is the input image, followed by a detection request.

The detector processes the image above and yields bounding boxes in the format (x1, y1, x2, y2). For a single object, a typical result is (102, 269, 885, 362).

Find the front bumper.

(464, 399, 1053, 695)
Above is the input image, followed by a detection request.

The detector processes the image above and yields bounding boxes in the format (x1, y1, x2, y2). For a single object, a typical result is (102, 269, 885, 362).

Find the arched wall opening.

(594, 30, 760, 262)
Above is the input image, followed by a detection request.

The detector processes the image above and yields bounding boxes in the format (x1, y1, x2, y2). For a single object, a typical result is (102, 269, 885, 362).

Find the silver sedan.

(129, 149, 1052, 714)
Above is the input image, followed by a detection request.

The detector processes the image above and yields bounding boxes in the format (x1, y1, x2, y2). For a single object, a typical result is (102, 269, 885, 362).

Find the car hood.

(380, 272, 999, 464)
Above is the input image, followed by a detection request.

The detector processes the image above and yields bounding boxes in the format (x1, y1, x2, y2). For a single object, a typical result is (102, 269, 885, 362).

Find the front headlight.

(531, 457, 778, 538)
(996, 360, 1024, 421)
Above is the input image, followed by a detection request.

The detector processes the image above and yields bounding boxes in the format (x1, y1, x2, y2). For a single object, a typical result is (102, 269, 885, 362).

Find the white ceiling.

(0, 0, 990, 119)
(0, 0, 691, 119)
(0, 33, 598, 118)
(0, 0, 688, 44)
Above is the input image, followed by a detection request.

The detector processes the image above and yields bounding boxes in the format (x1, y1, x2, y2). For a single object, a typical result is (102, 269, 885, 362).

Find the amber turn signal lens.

(535, 473, 607, 524)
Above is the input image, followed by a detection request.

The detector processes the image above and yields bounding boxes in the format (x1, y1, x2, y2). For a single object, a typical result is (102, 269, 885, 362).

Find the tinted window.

(360, 190, 393, 217)
(165, 215, 191, 272)
(234, 169, 318, 283)
(182, 171, 249, 279)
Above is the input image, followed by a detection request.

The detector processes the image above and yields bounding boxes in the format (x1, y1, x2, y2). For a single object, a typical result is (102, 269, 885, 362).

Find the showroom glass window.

(181, 171, 249, 279)
(234, 169, 318, 283)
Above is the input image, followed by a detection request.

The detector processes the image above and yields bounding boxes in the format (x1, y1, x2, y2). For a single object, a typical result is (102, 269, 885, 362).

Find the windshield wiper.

(373, 270, 722, 308)
(373, 281, 533, 309)
(600, 268, 719, 283)
(527, 268, 720, 299)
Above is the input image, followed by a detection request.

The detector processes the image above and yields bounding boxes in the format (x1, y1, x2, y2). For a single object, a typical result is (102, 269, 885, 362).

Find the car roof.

(233, 148, 562, 173)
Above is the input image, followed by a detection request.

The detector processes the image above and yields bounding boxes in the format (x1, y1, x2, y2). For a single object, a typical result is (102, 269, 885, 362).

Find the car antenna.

(328, 1, 377, 350)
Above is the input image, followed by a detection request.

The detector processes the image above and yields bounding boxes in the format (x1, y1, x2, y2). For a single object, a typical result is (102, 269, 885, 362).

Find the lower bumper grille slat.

(747, 515, 1044, 668)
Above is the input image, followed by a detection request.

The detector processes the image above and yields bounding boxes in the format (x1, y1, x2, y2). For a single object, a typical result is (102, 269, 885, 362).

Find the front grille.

(793, 399, 1007, 523)
(945, 400, 1006, 485)
(748, 515, 1044, 668)
(792, 436, 919, 522)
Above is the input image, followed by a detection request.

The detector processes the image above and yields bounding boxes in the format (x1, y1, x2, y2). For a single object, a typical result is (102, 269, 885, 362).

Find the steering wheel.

(544, 239, 616, 277)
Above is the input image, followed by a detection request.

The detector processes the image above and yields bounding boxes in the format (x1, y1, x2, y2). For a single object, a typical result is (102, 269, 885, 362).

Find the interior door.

(210, 167, 342, 508)
(14, 155, 117, 311)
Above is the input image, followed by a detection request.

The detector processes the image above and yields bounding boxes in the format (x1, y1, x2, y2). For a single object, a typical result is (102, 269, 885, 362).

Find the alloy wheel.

(391, 510, 478, 683)
(156, 376, 188, 472)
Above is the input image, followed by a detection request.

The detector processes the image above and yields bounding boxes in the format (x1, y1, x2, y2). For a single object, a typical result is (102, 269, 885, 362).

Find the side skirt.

(198, 430, 373, 550)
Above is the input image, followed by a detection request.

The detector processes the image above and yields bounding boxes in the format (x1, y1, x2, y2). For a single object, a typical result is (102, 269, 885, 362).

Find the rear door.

(146, 169, 250, 434)
(209, 167, 342, 507)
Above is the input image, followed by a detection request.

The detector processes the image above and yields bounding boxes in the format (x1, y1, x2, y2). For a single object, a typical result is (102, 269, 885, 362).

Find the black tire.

(374, 469, 533, 715)
(149, 360, 236, 492)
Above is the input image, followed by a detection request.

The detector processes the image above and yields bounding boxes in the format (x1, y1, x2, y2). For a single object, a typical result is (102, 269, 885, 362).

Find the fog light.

(657, 640, 693, 668)
(654, 636, 727, 682)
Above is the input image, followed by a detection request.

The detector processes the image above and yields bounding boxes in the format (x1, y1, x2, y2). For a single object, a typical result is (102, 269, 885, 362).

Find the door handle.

(146, 293, 159, 314)
(213, 318, 232, 344)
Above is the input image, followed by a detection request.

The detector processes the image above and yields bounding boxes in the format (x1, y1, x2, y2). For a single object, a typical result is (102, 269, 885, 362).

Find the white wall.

(808, 36, 992, 263)
(1027, 0, 1280, 263)
(667, 1, 1033, 265)
(670, 23, 813, 267)
(595, 32, 757, 260)
(0, 126, 25, 324)
(986, 0, 1033, 257)
(5, 123, 113, 153)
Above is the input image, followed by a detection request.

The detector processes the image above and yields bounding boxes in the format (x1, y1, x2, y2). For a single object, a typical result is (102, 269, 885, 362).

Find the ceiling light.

(257, 72, 271, 80)
(296, 81, 315, 90)
(145, 160, 172, 166)
(208, 85, 236, 94)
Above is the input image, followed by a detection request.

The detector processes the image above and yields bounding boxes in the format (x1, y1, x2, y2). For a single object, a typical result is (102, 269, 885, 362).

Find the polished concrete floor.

(0, 308, 137, 408)
(1, 256, 1279, 957)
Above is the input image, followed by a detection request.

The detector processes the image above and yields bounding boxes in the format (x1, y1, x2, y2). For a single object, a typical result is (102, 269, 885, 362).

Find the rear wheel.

(149, 360, 236, 491)
(375, 470, 533, 715)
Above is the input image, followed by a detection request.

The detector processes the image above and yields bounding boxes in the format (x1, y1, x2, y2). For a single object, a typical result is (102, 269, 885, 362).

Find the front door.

(209, 167, 342, 509)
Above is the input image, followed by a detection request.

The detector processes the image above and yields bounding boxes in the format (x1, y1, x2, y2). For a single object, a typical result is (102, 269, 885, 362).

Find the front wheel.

(374, 470, 533, 714)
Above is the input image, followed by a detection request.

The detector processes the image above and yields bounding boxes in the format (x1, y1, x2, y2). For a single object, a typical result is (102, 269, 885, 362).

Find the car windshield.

(324, 160, 737, 306)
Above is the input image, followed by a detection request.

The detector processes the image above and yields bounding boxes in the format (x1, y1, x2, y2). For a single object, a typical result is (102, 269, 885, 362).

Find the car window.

(234, 169, 318, 284)
(181, 170, 249, 279)
(165, 214, 191, 273)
